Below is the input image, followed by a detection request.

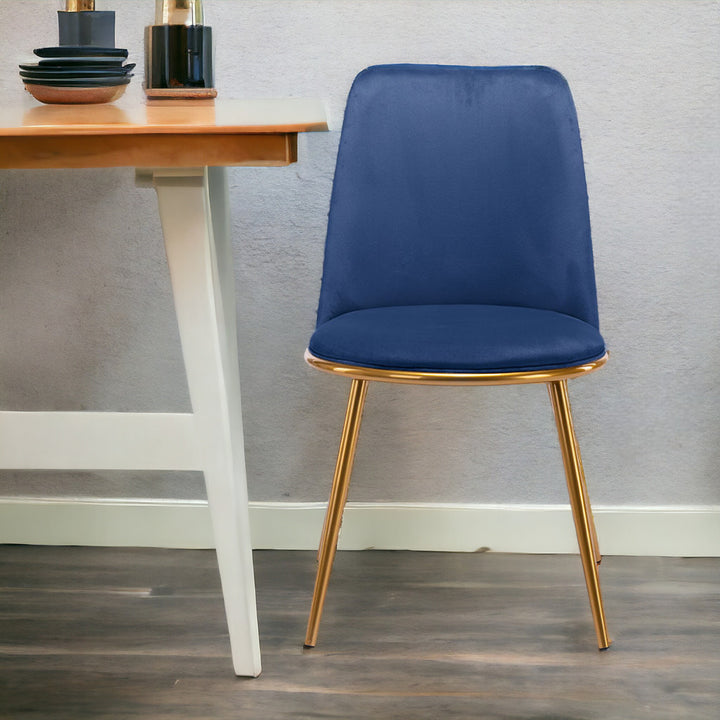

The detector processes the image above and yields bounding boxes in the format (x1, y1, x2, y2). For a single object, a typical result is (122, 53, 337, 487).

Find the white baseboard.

(0, 497, 718, 556)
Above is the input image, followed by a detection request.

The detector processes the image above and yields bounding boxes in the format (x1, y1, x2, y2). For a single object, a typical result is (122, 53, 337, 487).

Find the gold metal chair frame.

(304, 349, 611, 651)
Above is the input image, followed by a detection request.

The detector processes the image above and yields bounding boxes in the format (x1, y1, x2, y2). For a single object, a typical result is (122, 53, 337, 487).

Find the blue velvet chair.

(304, 64, 610, 650)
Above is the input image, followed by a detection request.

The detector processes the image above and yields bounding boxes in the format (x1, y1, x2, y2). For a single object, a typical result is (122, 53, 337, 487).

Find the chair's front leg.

(571, 420, 602, 566)
(305, 378, 368, 648)
(547, 379, 611, 650)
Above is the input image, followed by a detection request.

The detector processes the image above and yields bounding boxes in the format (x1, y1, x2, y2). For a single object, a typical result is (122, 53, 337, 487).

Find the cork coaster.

(144, 86, 217, 99)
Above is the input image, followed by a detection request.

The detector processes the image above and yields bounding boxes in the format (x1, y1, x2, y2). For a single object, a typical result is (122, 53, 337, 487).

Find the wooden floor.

(0, 547, 718, 719)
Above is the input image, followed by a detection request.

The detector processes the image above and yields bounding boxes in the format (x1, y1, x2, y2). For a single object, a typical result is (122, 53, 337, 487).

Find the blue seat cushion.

(309, 305, 606, 373)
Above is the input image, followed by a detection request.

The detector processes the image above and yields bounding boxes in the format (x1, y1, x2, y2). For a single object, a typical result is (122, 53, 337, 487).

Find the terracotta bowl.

(24, 83, 128, 105)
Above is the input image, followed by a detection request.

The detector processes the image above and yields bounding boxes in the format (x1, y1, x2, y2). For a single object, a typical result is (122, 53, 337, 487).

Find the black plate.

(20, 64, 135, 78)
(36, 57, 127, 67)
(23, 76, 132, 88)
(34, 46, 128, 58)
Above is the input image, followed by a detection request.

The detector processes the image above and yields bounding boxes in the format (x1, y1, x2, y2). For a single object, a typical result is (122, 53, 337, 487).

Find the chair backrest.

(316, 64, 600, 329)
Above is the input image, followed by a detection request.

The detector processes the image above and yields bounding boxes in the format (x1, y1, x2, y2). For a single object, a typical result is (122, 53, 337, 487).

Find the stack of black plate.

(19, 46, 134, 104)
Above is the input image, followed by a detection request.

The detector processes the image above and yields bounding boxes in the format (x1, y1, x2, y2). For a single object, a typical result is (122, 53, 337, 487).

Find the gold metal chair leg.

(547, 380, 611, 650)
(305, 378, 369, 648)
(571, 429, 602, 566)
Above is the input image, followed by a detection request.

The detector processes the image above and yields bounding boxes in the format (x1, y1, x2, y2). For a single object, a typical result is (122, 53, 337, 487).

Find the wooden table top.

(0, 97, 328, 169)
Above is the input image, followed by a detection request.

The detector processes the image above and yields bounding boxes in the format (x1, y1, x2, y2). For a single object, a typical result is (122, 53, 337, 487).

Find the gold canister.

(155, 0, 203, 26)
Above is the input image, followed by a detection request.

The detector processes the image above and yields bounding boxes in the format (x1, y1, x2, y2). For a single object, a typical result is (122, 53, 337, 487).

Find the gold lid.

(65, 0, 95, 10)
(155, 0, 203, 26)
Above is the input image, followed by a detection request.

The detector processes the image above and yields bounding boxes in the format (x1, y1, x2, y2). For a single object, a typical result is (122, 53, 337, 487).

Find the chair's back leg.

(547, 380, 611, 650)
(305, 378, 369, 647)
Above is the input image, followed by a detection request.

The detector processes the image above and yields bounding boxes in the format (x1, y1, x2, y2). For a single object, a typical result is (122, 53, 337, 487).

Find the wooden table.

(0, 97, 328, 676)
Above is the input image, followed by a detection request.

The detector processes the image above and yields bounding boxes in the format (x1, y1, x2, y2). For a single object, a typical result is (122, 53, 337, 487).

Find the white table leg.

(152, 166, 261, 677)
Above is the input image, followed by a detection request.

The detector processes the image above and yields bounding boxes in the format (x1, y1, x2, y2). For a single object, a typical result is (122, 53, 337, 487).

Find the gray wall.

(1, 1, 719, 508)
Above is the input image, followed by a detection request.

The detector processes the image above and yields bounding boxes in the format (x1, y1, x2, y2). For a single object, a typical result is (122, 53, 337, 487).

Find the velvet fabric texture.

(310, 64, 605, 373)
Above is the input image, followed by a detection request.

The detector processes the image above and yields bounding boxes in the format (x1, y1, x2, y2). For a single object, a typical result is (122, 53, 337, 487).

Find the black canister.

(58, 10, 115, 47)
(148, 24, 213, 89)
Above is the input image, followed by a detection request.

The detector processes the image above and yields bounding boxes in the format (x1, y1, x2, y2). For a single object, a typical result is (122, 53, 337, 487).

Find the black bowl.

(34, 46, 128, 59)
(23, 76, 132, 88)
(20, 64, 135, 79)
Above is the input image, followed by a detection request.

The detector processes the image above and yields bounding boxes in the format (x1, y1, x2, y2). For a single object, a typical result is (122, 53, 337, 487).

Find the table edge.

(0, 121, 329, 137)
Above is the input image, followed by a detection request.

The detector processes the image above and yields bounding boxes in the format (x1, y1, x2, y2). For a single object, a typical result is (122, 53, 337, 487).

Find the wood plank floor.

(0, 547, 718, 719)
